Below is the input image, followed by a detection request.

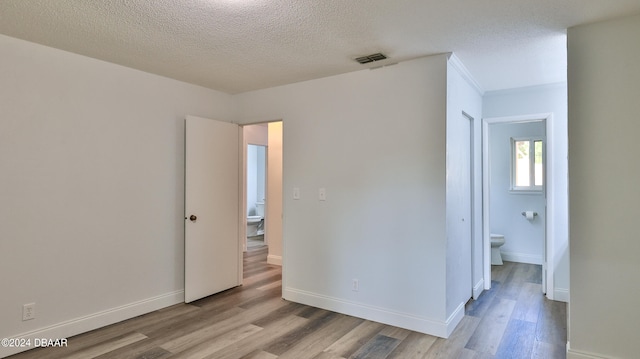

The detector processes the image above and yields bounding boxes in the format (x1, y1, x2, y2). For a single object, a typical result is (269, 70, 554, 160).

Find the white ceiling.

(1, 0, 639, 94)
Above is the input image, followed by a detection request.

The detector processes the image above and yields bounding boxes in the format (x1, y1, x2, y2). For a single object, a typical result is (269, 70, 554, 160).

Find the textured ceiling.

(1, 0, 639, 94)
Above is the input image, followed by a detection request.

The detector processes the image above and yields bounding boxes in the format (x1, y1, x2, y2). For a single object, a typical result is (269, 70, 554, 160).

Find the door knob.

(189, 215, 197, 222)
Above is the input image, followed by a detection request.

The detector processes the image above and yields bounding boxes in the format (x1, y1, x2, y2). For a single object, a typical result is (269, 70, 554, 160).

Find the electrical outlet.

(352, 279, 359, 292)
(22, 303, 35, 321)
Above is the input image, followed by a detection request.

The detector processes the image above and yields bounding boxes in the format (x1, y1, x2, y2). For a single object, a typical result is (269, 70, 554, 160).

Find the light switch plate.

(293, 187, 300, 200)
(318, 188, 326, 201)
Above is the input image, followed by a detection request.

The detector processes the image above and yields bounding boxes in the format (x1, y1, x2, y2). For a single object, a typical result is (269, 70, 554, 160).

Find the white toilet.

(247, 201, 265, 237)
(247, 216, 262, 236)
(490, 233, 506, 265)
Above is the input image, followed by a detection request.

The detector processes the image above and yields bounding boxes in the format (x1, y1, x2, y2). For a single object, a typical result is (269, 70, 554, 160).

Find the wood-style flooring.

(8, 248, 566, 359)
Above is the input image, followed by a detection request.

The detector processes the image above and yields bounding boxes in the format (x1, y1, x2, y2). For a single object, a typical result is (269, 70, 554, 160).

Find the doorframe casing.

(482, 113, 554, 299)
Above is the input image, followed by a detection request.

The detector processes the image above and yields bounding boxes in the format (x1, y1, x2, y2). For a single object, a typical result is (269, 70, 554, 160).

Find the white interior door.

(447, 112, 473, 301)
(459, 114, 473, 298)
(185, 115, 241, 303)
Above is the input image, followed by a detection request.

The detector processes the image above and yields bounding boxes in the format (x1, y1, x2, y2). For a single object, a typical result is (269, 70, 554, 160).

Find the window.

(512, 138, 543, 191)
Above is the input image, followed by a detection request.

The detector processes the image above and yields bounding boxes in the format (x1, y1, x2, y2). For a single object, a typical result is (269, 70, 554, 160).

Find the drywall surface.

(243, 124, 268, 217)
(266, 122, 283, 265)
(236, 55, 451, 336)
(244, 123, 269, 146)
(567, 13, 640, 359)
(0, 34, 233, 357)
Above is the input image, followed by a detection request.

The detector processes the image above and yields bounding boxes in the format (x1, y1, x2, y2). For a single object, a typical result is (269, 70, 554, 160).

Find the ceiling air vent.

(355, 53, 387, 64)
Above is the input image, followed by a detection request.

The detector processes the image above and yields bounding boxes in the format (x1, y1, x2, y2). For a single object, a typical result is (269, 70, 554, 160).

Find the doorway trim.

(482, 112, 554, 299)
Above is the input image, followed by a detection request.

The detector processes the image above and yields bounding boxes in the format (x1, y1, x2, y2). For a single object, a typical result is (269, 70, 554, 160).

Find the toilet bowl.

(247, 201, 266, 237)
(490, 234, 506, 265)
(247, 216, 262, 237)
(255, 201, 265, 235)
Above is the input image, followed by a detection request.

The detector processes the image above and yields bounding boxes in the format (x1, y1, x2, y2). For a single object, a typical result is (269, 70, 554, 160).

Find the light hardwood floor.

(8, 248, 566, 359)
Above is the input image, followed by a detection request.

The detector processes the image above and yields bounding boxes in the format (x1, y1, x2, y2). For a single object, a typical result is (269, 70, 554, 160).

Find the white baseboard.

(0, 290, 184, 358)
(501, 251, 543, 265)
(473, 279, 484, 300)
(554, 288, 569, 303)
(567, 342, 608, 359)
(445, 302, 466, 338)
(267, 254, 282, 266)
(283, 287, 462, 339)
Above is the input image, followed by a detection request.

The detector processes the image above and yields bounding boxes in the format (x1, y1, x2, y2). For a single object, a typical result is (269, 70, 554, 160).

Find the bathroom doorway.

(482, 114, 550, 296)
(242, 121, 283, 265)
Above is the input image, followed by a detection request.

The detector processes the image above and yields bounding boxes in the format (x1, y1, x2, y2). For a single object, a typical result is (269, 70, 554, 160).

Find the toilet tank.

(256, 201, 265, 217)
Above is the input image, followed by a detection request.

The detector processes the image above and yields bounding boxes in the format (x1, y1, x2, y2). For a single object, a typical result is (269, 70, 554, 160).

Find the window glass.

(534, 140, 543, 186)
(512, 138, 543, 191)
(515, 140, 530, 187)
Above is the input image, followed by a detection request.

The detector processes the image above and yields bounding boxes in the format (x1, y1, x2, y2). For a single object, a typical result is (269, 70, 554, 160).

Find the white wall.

(241, 124, 268, 248)
(247, 145, 259, 215)
(257, 146, 266, 205)
(568, 13, 640, 359)
(445, 55, 483, 313)
(0, 34, 234, 357)
(235, 55, 454, 336)
(488, 122, 546, 264)
(266, 122, 283, 265)
(246, 144, 266, 216)
(244, 124, 269, 146)
(484, 83, 569, 301)
(243, 125, 268, 217)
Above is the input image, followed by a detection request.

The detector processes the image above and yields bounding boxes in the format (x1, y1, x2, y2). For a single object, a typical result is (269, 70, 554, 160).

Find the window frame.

(510, 137, 544, 193)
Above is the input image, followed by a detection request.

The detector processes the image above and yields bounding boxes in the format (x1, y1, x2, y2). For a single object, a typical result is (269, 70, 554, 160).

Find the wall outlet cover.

(22, 303, 35, 321)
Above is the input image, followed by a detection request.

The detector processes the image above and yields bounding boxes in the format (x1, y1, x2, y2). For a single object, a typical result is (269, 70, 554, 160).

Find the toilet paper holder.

(521, 211, 538, 217)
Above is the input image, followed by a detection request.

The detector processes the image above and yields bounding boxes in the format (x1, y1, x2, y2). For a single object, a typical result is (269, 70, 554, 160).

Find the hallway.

(454, 262, 567, 358)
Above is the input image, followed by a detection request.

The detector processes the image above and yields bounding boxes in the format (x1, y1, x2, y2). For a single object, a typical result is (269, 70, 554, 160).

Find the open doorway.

(482, 114, 552, 297)
(242, 121, 283, 265)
